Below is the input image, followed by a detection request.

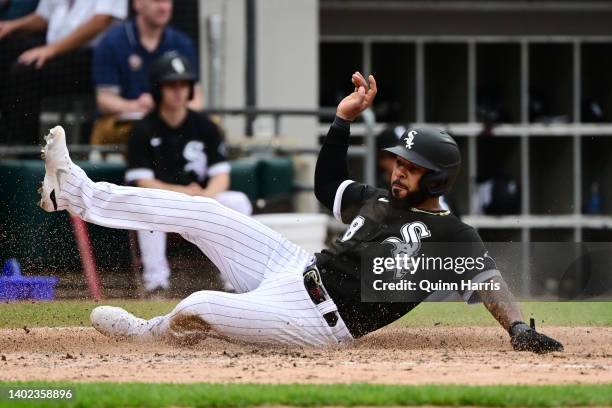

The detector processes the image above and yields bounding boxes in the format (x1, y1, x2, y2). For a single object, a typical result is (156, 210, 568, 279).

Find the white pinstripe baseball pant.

(137, 190, 253, 291)
(59, 164, 353, 346)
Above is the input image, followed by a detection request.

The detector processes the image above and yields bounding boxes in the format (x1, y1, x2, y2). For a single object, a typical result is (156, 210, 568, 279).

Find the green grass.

(400, 301, 612, 326)
(0, 303, 609, 407)
(0, 299, 177, 328)
(0, 382, 610, 407)
(0, 300, 609, 329)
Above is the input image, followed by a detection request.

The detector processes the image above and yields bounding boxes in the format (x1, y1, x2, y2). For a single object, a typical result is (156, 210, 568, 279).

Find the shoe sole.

(38, 171, 58, 212)
(38, 126, 67, 212)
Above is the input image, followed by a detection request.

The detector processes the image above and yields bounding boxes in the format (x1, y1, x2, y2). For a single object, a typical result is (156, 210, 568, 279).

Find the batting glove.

(509, 318, 564, 354)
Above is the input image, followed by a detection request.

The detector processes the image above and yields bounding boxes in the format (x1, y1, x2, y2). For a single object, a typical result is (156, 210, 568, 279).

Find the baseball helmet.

(384, 127, 461, 197)
(376, 124, 407, 151)
(149, 51, 196, 103)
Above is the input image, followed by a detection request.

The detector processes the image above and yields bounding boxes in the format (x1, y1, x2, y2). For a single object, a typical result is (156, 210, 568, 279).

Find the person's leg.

(40, 126, 310, 293)
(0, 34, 44, 99)
(137, 192, 253, 294)
(91, 272, 353, 347)
(0, 33, 44, 142)
(210, 190, 253, 291)
(214, 191, 253, 215)
(137, 230, 171, 291)
(6, 48, 92, 144)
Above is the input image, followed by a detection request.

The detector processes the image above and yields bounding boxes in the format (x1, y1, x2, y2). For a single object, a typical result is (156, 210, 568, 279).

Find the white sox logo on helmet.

(404, 130, 417, 150)
(171, 57, 186, 74)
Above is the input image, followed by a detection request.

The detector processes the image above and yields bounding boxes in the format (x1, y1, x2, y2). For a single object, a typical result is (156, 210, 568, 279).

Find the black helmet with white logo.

(384, 127, 461, 197)
(150, 51, 196, 103)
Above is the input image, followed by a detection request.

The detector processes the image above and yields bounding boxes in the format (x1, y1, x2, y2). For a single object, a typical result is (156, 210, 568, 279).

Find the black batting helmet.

(384, 127, 461, 197)
(149, 51, 196, 104)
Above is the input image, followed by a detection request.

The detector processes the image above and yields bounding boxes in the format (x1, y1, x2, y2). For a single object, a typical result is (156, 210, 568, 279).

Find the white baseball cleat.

(39, 126, 72, 212)
(90, 306, 151, 340)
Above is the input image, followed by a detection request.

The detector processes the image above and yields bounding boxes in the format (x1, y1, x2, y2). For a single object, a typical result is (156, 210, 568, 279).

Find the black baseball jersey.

(126, 110, 229, 186)
(315, 119, 500, 337)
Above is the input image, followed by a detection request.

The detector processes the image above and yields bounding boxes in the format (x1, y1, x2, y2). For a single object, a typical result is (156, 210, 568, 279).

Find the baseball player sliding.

(39, 72, 562, 353)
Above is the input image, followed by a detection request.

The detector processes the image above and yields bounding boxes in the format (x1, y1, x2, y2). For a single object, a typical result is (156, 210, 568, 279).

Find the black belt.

(303, 265, 339, 327)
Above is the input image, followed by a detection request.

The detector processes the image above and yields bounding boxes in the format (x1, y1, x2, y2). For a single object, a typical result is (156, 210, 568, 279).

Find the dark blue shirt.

(93, 19, 199, 100)
(0, 0, 38, 20)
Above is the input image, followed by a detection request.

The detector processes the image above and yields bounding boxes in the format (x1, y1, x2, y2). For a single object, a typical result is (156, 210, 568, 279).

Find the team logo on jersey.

(218, 142, 228, 157)
(150, 137, 162, 147)
(404, 130, 417, 150)
(128, 54, 142, 71)
(383, 221, 431, 278)
(183, 141, 207, 181)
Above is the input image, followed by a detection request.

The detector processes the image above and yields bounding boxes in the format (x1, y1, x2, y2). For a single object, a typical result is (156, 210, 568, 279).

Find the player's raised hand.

(336, 72, 377, 121)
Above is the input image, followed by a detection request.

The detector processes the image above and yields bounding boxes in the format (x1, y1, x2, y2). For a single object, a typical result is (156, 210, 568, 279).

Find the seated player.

(126, 52, 252, 295)
(91, 0, 202, 144)
(38, 72, 563, 353)
(0, 0, 127, 144)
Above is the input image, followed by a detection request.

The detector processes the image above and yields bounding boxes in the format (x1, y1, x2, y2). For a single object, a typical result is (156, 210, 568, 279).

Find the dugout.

(0, 157, 293, 293)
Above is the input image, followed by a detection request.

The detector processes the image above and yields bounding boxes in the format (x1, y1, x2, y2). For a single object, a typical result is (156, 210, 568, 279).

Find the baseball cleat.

(39, 126, 72, 212)
(90, 306, 151, 340)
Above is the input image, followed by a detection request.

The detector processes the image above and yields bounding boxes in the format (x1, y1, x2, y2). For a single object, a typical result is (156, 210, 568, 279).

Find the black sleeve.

(449, 226, 501, 303)
(200, 115, 229, 176)
(338, 183, 384, 223)
(315, 116, 382, 223)
(125, 120, 155, 183)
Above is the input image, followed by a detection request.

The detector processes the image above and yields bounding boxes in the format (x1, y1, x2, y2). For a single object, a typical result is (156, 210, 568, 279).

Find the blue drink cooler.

(0, 259, 58, 301)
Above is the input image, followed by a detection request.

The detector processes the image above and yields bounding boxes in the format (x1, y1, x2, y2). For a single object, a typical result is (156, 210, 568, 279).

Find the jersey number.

(341, 216, 365, 242)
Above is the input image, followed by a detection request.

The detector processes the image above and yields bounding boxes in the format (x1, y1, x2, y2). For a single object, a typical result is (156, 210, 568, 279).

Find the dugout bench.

(0, 157, 293, 284)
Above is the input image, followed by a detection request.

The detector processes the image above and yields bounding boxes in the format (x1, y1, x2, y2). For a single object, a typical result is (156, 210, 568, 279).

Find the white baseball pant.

(137, 190, 253, 291)
(58, 164, 353, 346)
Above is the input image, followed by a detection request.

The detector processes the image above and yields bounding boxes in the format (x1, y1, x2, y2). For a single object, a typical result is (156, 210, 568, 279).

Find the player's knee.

(176, 290, 217, 316)
(197, 196, 223, 209)
(229, 192, 253, 215)
(214, 191, 253, 215)
(168, 291, 219, 332)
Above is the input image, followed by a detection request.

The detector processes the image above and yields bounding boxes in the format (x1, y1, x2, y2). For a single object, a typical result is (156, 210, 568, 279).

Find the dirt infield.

(0, 326, 610, 384)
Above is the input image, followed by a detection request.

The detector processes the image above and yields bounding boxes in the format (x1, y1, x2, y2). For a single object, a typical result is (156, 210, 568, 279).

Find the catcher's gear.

(509, 318, 564, 354)
(149, 51, 196, 104)
(384, 127, 461, 197)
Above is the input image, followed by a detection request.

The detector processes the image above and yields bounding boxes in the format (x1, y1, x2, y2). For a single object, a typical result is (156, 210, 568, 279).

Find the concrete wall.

(199, 0, 320, 211)
(256, 0, 318, 143)
(199, 0, 247, 138)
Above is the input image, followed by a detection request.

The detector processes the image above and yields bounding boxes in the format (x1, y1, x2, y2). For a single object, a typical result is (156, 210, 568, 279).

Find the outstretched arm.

(477, 276, 563, 353)
(315, 72, 377, 211)
(478, 276, 523, 331)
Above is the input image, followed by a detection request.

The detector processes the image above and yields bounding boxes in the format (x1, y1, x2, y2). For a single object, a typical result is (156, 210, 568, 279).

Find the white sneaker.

(39, 126, 72, 212)
(90, 306, 151, 340)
